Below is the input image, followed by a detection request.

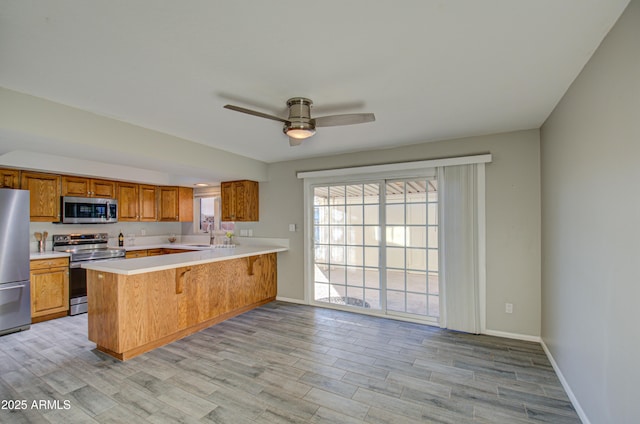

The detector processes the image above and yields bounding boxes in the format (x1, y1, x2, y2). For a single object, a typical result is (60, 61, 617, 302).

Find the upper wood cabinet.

(8, 166, 194, 223)
(62, 176, 116, 198)
(159, 186, 193, 222)
(117, 182, 140, 221)
(0, 168, 20, 188)
(139, 184, 158, 222)
(120, 183, 163, 222)
(21, 172, 61, 222)
(221, 180, 259, 222)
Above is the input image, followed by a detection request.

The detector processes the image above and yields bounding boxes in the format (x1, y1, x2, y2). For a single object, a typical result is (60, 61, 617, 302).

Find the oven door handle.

(70, 262, 83, 269)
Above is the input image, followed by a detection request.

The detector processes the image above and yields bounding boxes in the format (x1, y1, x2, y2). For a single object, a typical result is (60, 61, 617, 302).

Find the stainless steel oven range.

(52, 233, 125, 315)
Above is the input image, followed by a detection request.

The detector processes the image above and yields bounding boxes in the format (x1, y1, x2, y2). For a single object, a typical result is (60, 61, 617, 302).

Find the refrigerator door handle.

(0, 284, 27, 291)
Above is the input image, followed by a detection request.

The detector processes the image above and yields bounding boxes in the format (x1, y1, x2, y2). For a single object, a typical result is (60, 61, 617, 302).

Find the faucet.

(208, 222, 215, 246)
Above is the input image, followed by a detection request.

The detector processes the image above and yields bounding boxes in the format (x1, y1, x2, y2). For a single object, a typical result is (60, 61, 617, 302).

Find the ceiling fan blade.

(313, 113, 376, 127)
(223, 104, 289, 123)
(217, 92, 286, 115)
(289, 137, 304, 147)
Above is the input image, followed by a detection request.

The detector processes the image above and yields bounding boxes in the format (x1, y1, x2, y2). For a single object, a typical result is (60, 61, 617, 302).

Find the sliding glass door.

(313, 183, 382, 310)
(312, 177, 439, 321)
(385, 179, 439, 319)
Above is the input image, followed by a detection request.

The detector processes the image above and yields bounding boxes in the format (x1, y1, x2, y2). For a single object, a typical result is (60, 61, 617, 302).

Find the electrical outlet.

(289, 224, 296, 232)
(505, 303, 513, 314)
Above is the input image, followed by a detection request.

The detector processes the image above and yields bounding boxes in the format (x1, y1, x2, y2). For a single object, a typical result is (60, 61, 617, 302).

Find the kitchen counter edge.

(30, 251, 71, 260)
(81, 245, 288, 276)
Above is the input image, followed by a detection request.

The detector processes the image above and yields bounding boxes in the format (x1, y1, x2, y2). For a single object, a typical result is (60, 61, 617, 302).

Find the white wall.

(243, 129, 541, 337)
(29, 221, 182, 251)
(0, 87, 268, 185)
(540, 1, 640, 422)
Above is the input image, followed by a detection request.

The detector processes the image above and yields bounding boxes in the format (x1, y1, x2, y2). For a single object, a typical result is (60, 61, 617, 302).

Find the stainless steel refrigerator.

(0, 189, 31, 336)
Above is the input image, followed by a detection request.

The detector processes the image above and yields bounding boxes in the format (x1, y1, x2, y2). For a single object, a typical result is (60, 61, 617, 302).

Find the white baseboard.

(275, 296, 307, 305)
(540, 339, 590, 424)
(483, 329, 541, 343)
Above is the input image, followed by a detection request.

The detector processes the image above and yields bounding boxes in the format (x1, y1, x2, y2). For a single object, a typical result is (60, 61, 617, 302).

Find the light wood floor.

(0, 301, 580, 423)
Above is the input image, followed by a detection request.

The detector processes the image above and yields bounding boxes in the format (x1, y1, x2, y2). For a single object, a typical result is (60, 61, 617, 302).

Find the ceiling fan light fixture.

(284, 123, 316, 139)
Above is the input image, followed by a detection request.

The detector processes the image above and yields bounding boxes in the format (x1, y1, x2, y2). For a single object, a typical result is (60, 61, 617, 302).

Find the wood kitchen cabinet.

(221, 180, 259, 221)
(116, 182, 140, 221)
(9, 166, 194, 223)
(159, 186, 193, 222)
(125, 250, 148, 259)
(30, 257, 69, 323)
(0, 168, 20, 188)
(161, 248, 195, 254)
(62, 176, 116, 198)
(125, 248, 194, 258)
(87, 253, 276, 360)
(139, 184, 158, 221)
(116, 183, 159, 222)
(21, 171, 61, 222)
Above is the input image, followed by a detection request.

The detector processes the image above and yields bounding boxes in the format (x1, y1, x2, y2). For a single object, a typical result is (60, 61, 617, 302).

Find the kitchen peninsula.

(82, 244, 287, 360)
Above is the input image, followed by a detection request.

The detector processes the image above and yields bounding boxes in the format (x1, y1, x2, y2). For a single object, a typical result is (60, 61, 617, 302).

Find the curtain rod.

(297, 153, 492, 179)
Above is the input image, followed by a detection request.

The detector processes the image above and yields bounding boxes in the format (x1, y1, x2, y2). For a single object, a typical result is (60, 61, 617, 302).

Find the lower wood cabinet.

(125, 248, 195, 258)
(161, 248, 195, 254)
(87, 253, 276, 360)
(125, 250, 147, 259)
(30, 257, 69, 323)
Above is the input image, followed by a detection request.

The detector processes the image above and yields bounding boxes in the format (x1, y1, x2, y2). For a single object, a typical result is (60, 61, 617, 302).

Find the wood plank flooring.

(0, 301, 581, 423)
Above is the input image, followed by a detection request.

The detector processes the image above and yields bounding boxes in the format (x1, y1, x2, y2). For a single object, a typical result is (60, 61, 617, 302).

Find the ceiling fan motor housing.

(283, 97, 316, 137)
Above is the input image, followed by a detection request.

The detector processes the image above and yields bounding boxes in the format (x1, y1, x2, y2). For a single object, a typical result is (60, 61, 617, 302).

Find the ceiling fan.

(223, 97, 375, 146)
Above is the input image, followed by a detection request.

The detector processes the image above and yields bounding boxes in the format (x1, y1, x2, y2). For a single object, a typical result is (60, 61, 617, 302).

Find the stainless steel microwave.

(61, 196, 118, 224)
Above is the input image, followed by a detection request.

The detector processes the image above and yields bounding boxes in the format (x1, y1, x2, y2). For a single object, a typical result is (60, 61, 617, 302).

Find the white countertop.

(81, 245, 288, 276)
(30, 251, 71, 260)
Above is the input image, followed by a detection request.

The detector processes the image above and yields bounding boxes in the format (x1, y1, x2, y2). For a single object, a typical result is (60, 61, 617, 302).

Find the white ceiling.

(0, 0, 631, 165)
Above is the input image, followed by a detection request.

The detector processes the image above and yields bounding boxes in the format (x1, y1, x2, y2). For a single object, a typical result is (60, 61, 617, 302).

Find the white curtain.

(438, 164, 481, 334)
